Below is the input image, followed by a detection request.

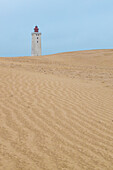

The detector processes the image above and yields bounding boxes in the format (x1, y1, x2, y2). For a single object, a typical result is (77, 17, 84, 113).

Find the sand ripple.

(0, 50, 113, 170)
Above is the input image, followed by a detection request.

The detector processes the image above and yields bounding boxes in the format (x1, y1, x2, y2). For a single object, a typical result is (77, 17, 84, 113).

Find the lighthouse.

(31, 26, 41, 56)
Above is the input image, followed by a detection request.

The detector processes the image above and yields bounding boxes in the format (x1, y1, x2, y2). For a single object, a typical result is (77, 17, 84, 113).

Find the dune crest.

(0, 50, 113, 170)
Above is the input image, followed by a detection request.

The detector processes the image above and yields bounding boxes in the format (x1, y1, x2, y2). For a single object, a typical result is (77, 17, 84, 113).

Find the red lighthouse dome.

(34, 26, 39, 32)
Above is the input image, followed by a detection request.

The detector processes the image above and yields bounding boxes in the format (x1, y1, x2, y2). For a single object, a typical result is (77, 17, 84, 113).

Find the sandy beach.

(0, 49, 113, 170)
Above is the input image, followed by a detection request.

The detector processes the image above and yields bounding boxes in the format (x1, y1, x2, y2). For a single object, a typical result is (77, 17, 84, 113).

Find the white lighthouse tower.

(31, 26, 41, 56)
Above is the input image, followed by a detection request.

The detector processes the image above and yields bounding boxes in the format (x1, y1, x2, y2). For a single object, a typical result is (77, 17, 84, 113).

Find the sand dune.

(0, 50, 113, 170)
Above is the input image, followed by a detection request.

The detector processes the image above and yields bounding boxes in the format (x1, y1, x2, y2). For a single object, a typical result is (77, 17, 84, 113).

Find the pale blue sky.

(0, 0, 113, 56)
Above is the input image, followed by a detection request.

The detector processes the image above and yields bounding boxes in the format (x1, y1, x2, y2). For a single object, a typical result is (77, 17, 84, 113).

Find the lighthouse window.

(37, 41, 38, 43)
(37, 37, 38, 39)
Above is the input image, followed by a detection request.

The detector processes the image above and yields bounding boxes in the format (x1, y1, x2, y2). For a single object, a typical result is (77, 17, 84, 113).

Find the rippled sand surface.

(0, 50, 113, 170)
